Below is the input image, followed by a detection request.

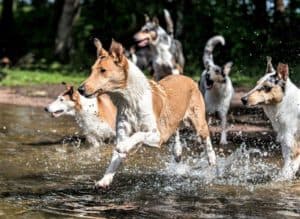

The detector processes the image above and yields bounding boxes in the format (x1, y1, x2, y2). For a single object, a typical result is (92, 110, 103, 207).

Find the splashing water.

(163, 143, 280, 189)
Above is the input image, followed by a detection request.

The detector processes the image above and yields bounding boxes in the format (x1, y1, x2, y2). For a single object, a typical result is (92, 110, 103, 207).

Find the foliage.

(0, 0, 298, 85)
(0, 68, 86, 86)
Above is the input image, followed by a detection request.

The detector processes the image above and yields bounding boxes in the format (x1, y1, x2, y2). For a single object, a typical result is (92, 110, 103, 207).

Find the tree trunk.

(275, 0, 285, 13)
(54, 0, 80, 62)
(252, 0, 267, 27)
(0, 0, 16, 59)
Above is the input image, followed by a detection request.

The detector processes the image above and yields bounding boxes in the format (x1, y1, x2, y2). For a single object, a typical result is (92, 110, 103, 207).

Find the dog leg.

(95, 150, 125, 189)
(172, 129, 182, 162)
(95, 130, 160, 188)
(280, 137, 299, 179)
(219, 112, 228, 145)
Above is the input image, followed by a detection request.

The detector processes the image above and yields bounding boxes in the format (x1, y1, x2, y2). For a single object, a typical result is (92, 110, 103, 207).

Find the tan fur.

(246, 84, 284, 106)
(97, 94, 117, 130)
(61, 85, 116, 130)
(151, 75, 209, 144)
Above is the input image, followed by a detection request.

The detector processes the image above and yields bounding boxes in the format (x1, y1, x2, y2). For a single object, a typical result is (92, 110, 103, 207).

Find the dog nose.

(44, 107, 49, 112)
(78, 85, 85, 95)
(241, 96, 248, 105)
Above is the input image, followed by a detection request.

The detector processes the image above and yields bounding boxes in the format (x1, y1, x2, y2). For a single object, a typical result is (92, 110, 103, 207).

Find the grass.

(0, 68, 87, 86)
(0, 64, 299, 87)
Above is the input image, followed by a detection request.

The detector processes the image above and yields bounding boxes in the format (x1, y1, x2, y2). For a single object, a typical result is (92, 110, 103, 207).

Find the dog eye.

(99, 68, 106, 73)
(144, 28, 149, 32)
(263, 85, 272, 92)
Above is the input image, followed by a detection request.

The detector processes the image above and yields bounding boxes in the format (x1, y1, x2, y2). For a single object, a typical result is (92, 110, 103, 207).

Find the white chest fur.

(75, 95, 115, 145)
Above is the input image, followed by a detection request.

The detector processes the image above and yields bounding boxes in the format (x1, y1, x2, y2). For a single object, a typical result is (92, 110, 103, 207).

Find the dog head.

(134, 15, 169, 47)
(241, 57, 288, 106)
(45, 82, 80, 117)
(203, 61, 233, 90)
(202, 36, 232, 90)
(78, 38, 128, 98)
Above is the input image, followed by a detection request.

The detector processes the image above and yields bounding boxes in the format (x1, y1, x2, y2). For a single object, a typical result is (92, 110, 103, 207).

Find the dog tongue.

(138, 39, 148, 47)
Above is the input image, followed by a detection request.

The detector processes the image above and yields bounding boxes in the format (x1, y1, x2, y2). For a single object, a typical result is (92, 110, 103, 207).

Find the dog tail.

(164, 9, 174, 37)
(203, 35, 225, 68)
(266, 56, 275, 73)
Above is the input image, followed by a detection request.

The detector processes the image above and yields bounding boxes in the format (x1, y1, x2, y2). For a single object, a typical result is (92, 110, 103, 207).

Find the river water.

(0, 104, 300, 218)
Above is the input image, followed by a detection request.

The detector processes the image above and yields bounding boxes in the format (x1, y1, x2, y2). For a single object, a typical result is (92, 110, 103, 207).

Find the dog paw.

(219, 139, 228, 145)
(174, 155, 181, 163)
(94, 176, 113, 189)
(208, 151, 216, 166)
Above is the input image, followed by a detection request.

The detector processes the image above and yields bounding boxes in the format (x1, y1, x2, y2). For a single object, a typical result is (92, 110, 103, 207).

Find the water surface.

(0, 104, 300, 218)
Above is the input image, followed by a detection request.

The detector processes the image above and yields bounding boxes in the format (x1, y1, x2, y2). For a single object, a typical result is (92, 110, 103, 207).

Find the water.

(1, 104, 300, 218)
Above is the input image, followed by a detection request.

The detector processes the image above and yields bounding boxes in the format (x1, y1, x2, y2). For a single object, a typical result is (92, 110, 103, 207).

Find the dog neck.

(108, 60, 153, 112)
(263, 78, 298, 125)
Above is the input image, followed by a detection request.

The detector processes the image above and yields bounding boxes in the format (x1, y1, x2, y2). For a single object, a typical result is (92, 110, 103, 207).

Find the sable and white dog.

(241, 57, 300, 179)
(133, 10, 185, 81)
(199, 35, 234, 145)
(45, 83, 116, 146)
(78, 38, 216, 188)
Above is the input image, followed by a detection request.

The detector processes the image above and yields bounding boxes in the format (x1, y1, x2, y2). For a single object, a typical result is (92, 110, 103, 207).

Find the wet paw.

(94, 176, 113, 190)
(174, 155, 181, 163)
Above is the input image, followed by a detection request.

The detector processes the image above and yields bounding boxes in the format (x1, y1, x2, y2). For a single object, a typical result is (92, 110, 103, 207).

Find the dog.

(199, 35, 234, 145)
(241, 57, 300, 179)
(126, 45, 153, 73)
(77, 38, 216, 188)
(45, 83, 116, 146)
(133, 9, 185, 81)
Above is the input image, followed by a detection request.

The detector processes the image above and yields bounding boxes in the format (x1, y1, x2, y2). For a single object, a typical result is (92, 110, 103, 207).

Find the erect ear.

(152, 16, 159, 26)
(223, 61, 233, 75)
(144, 14, 150, 22)
(277, 63, 289, 81)
(266, 56, 275, 73)
(94, 38, 108, 57)
(109, 39, 126, 64)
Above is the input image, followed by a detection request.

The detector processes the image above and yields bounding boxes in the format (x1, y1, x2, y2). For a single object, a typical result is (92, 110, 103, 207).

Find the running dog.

(199, 35, 234, 145)
(133, 9, 185, 81)
(241, 57, 300, 179)
(78, 38, 216, 188)
(45, 83, 116, 146)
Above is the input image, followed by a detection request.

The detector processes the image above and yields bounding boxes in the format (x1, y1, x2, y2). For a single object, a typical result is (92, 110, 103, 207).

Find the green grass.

(0, 68, 87, 86)
(0, 64, 299, 87)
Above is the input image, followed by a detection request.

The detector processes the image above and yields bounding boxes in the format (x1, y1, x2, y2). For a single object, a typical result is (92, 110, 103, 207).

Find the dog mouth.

(84, 88, 104, 98)
(205, 78, 214, 90)
(51, 110, 64, 118)
(135, 38, 149, 47)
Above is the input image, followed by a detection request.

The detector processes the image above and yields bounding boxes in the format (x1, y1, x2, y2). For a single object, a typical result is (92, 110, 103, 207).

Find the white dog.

(45, 83, 116, 146)
(199, 35, 234, 144)
(241, 57, 300, 179)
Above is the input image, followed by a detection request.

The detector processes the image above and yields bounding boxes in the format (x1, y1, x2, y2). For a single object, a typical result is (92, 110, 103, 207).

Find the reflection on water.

(0, 104, 300, 218)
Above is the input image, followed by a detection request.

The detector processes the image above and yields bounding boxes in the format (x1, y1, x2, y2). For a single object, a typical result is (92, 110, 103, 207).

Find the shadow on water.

(1, 104, 300, 218)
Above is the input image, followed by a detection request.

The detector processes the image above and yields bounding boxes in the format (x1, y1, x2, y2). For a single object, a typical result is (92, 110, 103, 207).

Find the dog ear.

(144, 14, 150, 22)
(277, 63, 289, 81)
(94, 38, 108, 57)
(223, 62, 233, 75)
(152, 16, 159, 26)
(109, 39, 126, 64)
(266, 56, 275, 73)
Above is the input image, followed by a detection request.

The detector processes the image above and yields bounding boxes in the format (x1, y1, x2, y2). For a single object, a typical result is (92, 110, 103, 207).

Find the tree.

(0, 0, 16, 59)
(54, 0, 80, 62)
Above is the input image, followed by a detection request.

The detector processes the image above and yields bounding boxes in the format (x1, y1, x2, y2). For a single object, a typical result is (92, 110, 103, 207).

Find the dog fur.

(45, 83, 116, 146)
(133, 11, 185, 81)
(78, 38, 216, 188)
(241, 57, 300, 179)
(199, 35, 234, 145)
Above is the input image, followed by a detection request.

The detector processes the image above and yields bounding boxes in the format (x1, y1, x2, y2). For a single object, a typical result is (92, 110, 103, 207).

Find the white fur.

(201, 70, 234, 144)
(262, 79, 300, 179)
(46, 94, 115, 146)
